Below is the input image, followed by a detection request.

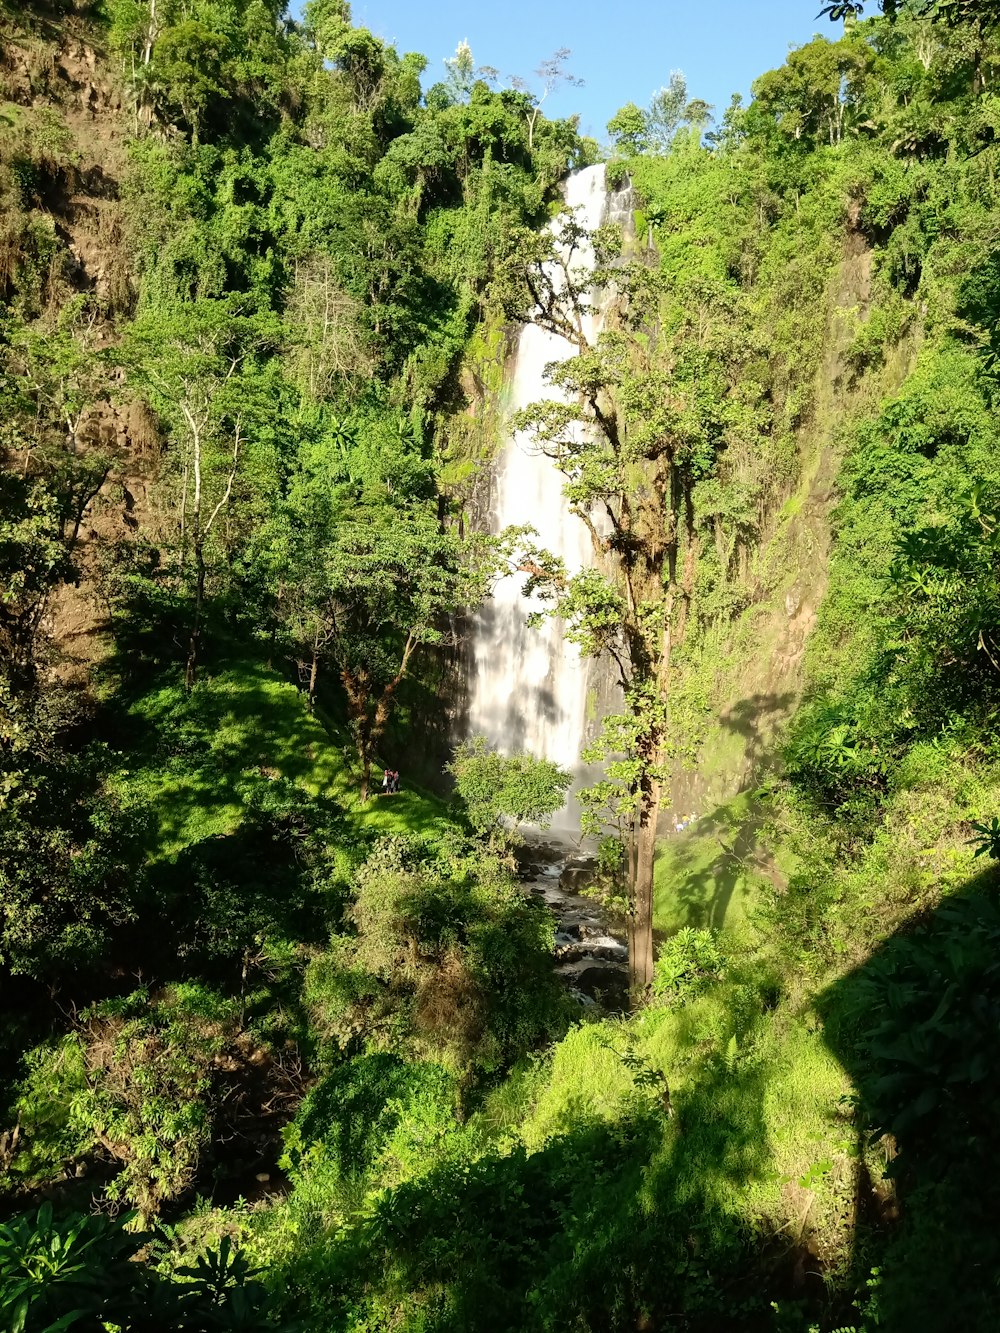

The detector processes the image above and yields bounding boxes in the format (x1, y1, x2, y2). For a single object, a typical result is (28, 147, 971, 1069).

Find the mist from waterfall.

(467, 163, 609, 829)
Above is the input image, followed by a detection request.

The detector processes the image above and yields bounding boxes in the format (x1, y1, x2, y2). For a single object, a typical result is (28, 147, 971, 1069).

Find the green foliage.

(652, 927, 726, 1003)
(822, 1, 1000, 25)
(607, 101, 648, 154)
(0, 1201, 154, 1333)
(818, 884, 1000, 1329)
(751, 34, 875, 147)
(446, 735, 571, 843)
(829, 888, 1000, 1164)
(0, 697, 144, 981)
(253, 416, 516, 792)
(304, 837, 562, 1070)
(62, 985, 243, 1217)
(0, 1201, 281, 1331)
(967, 815, 1000, 858)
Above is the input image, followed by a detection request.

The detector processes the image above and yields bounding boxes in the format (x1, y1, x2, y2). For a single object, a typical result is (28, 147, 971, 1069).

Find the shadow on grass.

(652, 690, 798, 939)
(654, 792, 774, 935)
(817, 866, 1000, 1333)
(271, 1032, 816, 1331)
(272, 866, 1000, 1332)
(719, 692, 797, 778)
(112, 661, 454, 859)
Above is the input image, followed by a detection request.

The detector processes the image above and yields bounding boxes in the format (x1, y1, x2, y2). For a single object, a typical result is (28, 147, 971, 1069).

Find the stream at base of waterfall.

(517, 837, 629, 1010)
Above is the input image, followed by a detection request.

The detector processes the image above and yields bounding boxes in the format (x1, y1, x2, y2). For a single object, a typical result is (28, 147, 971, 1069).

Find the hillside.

(3, 3, 1000, 1332)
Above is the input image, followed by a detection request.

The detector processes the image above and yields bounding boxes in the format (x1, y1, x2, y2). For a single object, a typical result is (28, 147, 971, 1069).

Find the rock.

(560, 865, 595, 891)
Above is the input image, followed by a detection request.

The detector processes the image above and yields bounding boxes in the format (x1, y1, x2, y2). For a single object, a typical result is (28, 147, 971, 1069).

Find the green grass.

(653, 791, 778, 937)
(498, 991, 853, 1275)
(111, 662, 455, 862)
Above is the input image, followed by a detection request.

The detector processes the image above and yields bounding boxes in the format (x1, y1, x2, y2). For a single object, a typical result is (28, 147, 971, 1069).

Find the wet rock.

(560, 963, 629, 1010)
(519, 839, 628, 1012)
(559, 864, 596, 892)
(554, 924, 582, 942)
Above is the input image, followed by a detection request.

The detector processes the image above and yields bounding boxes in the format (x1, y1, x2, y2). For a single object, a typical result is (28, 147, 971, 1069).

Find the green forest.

(3, 0, 1000, 1328)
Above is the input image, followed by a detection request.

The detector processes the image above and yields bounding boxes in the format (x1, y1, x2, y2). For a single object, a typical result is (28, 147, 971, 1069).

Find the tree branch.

(203, 417, 242, 539)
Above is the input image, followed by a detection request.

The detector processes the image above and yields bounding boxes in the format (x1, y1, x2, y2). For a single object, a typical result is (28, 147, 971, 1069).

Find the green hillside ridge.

(4, 1, 1000, 1330)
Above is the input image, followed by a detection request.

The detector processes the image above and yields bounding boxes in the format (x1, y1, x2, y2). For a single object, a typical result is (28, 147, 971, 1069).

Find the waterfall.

(467, 163, 610, 829)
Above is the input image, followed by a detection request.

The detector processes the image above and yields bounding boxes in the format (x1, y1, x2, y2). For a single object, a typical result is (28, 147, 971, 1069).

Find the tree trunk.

(185, 541, 205, 690)
(628, 780, 660, 998)
(340, 668, 373, 801)
(181, 415, 238, 693)
(350, 633, 417, 801)
(307, 639, 319, 711)
(527, 108, 538, 150)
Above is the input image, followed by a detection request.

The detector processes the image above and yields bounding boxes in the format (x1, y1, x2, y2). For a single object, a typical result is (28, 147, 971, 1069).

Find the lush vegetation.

(3, 0, 1000, 1328)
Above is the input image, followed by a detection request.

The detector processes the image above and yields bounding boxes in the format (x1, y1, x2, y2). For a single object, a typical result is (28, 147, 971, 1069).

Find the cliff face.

(668, 226, 921, 821)
(452, 176, 920, 833)
(1, 9, 129, 313)
(1, 7, 149, 683)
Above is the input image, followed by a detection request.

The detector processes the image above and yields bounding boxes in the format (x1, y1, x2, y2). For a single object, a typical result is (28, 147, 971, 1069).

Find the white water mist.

(468, 163, 609, 828)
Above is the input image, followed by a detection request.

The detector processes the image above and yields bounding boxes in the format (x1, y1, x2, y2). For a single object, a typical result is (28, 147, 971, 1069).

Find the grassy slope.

(110, 662, 454, 862)
(653, 792, 774, 936)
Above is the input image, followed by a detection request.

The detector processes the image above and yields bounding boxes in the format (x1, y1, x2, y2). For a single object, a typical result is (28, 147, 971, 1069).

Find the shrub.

(0, 1202, 282, 1331)
(651, 928, 725, 1003)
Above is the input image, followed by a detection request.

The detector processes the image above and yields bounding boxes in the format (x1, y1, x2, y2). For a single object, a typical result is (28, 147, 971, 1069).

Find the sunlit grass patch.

(653, 791, 776, 937)
(111, 663, 454, 861)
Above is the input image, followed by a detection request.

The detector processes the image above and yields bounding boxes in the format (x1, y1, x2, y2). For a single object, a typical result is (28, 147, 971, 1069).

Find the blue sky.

(340, 0, 837, 141)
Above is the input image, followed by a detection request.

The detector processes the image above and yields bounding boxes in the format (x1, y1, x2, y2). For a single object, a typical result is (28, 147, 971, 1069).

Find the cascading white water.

(468, 163, 609, 827)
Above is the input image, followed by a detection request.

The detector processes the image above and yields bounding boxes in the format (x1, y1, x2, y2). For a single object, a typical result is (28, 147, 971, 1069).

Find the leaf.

(41, 1313, 90, 1333)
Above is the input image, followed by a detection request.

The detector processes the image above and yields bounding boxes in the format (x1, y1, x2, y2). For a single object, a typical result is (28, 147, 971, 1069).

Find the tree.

(0, 479, 69, 687)
(608, 80, 713, 159)
(152, 19, 230, 145)
(752, 35, 874, 146)
(57, 985, 262, 1220)
(305, 837, 560, 1066)
(0, 302, 115, 685)
(683, 97, 715, 139)
(819, 0, 1000, 94)
(329, 504, 507, 801)
(262, 418, 515, 799)
(444, 40, 475, 102)
(820, 0, 1000, 23)
(646, 71, 689, 152)
(511, 213, 710, 996)
(607, 102, 649, 155)
(511, 48, 583, 151)
(447, 736, 571, 847)
(891, 483, 1000, 701)
(124, 299, 280, 688)
(286, 256, 375, 398)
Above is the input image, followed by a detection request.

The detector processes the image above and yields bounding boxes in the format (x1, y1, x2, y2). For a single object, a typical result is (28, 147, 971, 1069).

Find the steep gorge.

(4, 4, 1000, 1331)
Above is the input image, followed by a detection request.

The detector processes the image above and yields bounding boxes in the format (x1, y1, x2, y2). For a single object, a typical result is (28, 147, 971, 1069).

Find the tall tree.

(646, 71, 689, 152)
(510, 48, 583, 151)
(124, 299, 280, 688)
(261, 415, 515, 799)
(512, 214, 708, 995)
